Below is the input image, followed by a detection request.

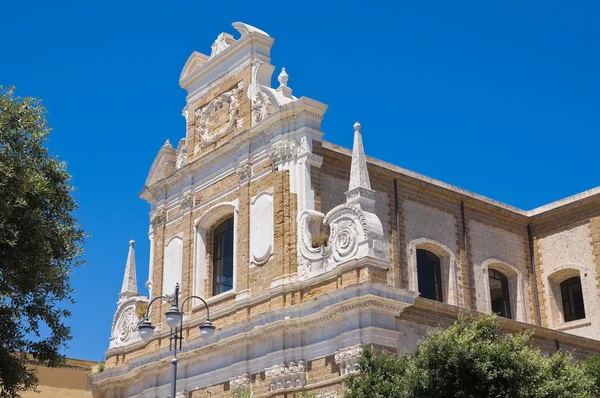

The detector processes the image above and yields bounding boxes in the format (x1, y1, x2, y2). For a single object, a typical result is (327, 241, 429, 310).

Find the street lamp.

(138, 283, 215, 398)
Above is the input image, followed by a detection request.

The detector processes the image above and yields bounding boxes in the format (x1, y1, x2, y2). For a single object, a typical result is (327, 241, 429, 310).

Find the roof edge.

(321, 140, 600, 219)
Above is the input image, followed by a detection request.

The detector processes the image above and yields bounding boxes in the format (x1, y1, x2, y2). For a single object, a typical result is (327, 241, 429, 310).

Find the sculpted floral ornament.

(195, 81, 244, 149)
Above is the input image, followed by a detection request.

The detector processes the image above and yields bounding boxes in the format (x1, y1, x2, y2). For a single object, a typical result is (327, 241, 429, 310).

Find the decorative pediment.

(145, 140, 177, 187)
(180, 51, 210, 83)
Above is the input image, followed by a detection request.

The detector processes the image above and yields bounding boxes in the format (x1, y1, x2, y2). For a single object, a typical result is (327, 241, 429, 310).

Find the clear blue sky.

(1, 0, 599, 361)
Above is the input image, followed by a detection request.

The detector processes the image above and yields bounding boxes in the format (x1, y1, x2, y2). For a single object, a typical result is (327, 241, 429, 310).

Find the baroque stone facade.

(92, 22, 600, 398)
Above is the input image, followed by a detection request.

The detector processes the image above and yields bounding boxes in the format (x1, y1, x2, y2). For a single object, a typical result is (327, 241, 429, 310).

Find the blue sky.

(1, 0, 599, 361)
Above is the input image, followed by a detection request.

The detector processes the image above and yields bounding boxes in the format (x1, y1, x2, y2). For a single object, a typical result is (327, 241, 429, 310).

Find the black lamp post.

(138, 283, 215, 398)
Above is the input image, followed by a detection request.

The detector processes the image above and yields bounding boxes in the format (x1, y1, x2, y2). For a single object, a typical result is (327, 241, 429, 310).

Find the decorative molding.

(236, 162, 252, 183)
(334, 345, 363, 376)
(150, 208, 166, 228)
(180, 192, 194, 211)
(268, 140, 297, 169)
(276, 67, 293, 99)
(250, 61, 274, 126)
(209, 33, 235, 59)
(229, 373, 250, 389)
(94, 282, 417, 390)
(194, 81, 244, 150)
(265, 361, 306, 391)
(109, 297, 148, 349)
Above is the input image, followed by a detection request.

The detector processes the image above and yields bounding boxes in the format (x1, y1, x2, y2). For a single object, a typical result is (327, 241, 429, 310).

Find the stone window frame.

(543, 264, 592, 331)
(480, 258, 527, 322)
(193, 200, 239, 301)
(408, 238, 459, 306)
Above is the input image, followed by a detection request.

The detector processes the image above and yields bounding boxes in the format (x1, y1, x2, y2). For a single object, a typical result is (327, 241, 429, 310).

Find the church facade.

(91, 23, 600, 398)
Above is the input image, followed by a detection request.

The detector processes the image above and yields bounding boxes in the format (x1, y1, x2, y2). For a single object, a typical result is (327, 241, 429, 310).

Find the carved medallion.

(195, 82, 244, 149)
(111, 302, 141, 348)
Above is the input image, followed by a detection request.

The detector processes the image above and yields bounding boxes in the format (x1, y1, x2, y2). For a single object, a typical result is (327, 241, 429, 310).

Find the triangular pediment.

(179, 51, 210, 83)
(145, 141, 177, 187)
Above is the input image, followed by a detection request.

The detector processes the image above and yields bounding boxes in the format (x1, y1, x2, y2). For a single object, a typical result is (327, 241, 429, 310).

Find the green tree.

(0, 87, 86, 397)
(583, 356, 600, 396)
(345, 315, 595, 398)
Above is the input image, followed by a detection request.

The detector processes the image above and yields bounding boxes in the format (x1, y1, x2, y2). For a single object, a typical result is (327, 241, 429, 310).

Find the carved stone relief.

(265, 361, 306, 391)
(297, 203, 385, 280)
(150, 208, 166, 229)
(209, 33, 235, 59)
(229, 373, 250, 390)
(334, 345, 363, 376)
(194, 81, 244, 150)
(297, 123, 387, 281)
(109, 298, 147, 349)
(250, 61, 274, 126)
(236, 162, 252, 183)
(268, 140, 298, 168)
(180, 192, 193, 211)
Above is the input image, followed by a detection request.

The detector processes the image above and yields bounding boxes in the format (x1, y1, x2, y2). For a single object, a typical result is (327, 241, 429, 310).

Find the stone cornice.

(105, 257, 391, 357)
(92, 279, 416, 388)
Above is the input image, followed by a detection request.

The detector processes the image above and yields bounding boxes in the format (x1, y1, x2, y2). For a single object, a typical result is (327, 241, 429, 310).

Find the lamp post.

(138, 283, 215, 398)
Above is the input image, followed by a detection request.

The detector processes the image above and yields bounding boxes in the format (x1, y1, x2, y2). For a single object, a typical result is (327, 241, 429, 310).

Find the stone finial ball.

(129, 240, 135, 246)
(354, 122, 361, 132)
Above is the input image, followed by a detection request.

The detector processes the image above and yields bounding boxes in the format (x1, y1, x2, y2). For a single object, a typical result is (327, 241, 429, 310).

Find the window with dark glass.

(561, 276, 586, 322)
(488, 269, 512, 319)
(416, 249, 443, 302)
(212, 217, 234, 296)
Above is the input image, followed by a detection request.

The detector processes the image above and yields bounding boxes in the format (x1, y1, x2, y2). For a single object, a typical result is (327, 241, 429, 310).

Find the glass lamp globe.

(138, 319, 155, 342)
(165, 306, 183, 329)
(199, 320, 216, 338)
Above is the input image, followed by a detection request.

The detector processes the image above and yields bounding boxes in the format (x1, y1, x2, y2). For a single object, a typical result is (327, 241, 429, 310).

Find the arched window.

(488, 269, 512, 319)
(417, 249, 443, 302)
(213, 217, 234, 295)
(561, 276, 585, 322)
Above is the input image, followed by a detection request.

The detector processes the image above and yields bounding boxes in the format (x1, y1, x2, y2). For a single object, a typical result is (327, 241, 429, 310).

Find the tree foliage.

(0, 87, 86, 397)
(345, 315, 598, 398)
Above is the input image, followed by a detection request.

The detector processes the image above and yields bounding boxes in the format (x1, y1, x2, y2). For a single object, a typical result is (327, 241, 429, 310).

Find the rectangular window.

(561, 276, 586, 322)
